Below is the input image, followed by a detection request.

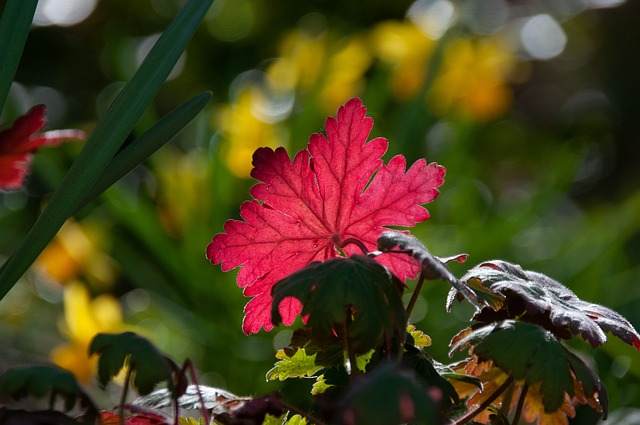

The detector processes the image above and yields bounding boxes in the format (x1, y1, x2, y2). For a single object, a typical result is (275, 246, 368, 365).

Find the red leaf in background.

(207, 98, 445, 334)
(100, 411, 169, 425)
(0, 104, 85, 190)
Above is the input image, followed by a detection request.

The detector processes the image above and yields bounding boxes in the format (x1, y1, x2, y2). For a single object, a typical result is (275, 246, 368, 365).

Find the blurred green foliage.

(1, 0, 640, 423)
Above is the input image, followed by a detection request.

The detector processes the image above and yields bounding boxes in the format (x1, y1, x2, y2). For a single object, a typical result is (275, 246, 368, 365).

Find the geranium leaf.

(450, 320, 608, 416)
(266, 348, 323, 381)
(0, 365, 98, 418)
(282, 414, 308, 425)
(448, 260, 640, 350)
(88, 332, 183, 396)
(213, 394, 284, 425)
(271, 255, 407, 355)
(100, 410, 169, 425)
(207, 97, 445, 333)
(377, 231, 479, 307)
(336, 363, 440, 425)
(402, 345, 459, 407)
(407, 324, 432, 348)
(0, 105, 85, 190)
(133, 385, 243, 414)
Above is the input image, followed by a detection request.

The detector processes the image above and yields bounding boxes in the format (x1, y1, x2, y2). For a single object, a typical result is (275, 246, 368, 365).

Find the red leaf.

(207, 98, 445, 333)
(0, 104, 85, 190)
(100, 411, 169, 425)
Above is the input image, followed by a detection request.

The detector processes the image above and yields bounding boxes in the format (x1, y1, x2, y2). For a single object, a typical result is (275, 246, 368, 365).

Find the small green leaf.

(282, 414, 308, 425)
(266, 348, 323, 381)
(0, 365, 98, 416)
(88, 332, 181, 396)
(311, 374, 331, 395)
(262, 413, 288, 425)
(407, 325, 432, 348)
(271, 255, 407, 355)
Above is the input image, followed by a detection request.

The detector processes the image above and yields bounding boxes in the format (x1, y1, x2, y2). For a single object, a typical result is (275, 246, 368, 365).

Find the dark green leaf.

(271, 255, 407, 354)
(450, 320, 608, 414)
(0, 0, 38, 111)
(336, 363, 440, 425)
(0, 365, 98, 417)
(0, 407, 80, 425)
(448, 260, 640, 350)
(402, 345, 459, 408)
(88, 332, 181, 396)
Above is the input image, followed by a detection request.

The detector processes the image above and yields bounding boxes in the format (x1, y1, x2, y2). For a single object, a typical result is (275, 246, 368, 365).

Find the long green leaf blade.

(77, 90, 211, 210)
(0, 0, 38, 112)
(0, 0, 213, 300)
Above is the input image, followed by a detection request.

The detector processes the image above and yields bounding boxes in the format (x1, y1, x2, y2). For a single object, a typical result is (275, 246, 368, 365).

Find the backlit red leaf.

(207, 98, 445, 333)
(0, 104, 85, 190)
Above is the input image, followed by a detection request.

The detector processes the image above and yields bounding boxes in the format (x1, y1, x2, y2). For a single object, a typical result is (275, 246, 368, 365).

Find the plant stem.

(406, 272, 426, 318)
(451, 374, 515, 425)
(119, 367, 133, 425)
(185, 360, 211, 425)
(512, 382, 528, 425)
(343, 316, 359, 378)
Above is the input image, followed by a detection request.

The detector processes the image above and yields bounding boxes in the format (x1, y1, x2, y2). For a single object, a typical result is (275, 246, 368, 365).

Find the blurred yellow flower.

(35, 219, 117, 290)
(267, 28, 327, 92)
(154, 147, 211, 236)
(50, 282, 123, 383)
(216, 87, 285, 179)
(319, 35, 372, 113)
(429, 36, 517, 121)
(371, 20, 435, 100)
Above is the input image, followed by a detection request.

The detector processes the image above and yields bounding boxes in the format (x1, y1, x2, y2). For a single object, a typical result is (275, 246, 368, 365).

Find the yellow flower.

(215, 87, 285, 179)
(319, 35, 372, 113)
(429, 36, 517, 121)
(154, 147, 212, 236)
(371, 20, 435, 100)
(50, 282, 123, 383)
(267, 28, 327, 92)
(35, 219, 117, 290)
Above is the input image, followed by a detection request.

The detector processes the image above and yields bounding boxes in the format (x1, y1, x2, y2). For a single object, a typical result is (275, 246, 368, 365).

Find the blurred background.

(0, 0, 639, 422)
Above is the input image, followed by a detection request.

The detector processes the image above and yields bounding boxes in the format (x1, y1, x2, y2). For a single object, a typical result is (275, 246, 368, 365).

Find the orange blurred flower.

(35, 219, 117, 290)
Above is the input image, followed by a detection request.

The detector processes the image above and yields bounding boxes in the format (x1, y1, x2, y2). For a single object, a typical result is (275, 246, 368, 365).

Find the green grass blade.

(0, 0, 39, 112)
(77, 90, 212, 211)
(0, 0, 213, 300)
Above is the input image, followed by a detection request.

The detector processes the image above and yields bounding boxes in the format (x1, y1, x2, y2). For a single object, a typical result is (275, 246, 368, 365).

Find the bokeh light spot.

(33, 0, 97, 27)
(407, 0, 457, 40)
(207, 0, 255, 42)
(520, 14, 567, 60)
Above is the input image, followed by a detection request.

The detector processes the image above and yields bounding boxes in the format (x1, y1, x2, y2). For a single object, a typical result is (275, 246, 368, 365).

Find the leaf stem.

(337, 237, 369, 255)
(185, 361, 211, 425)
(119, 366, 133, 425)
(451, 374, 515, 425)
(343, 315, 359, 379)
(406, 272, 426, 318)
(512, 382, 528, 425)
